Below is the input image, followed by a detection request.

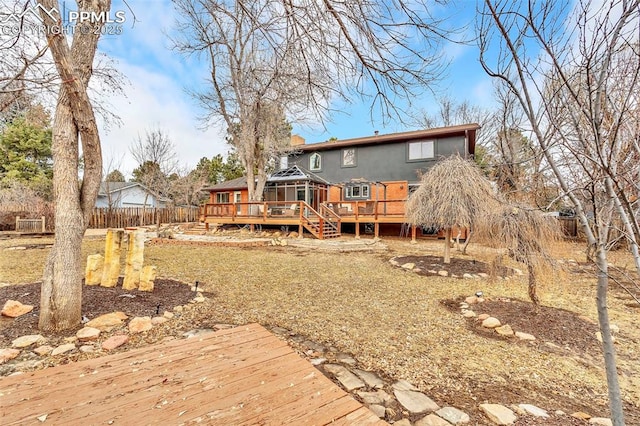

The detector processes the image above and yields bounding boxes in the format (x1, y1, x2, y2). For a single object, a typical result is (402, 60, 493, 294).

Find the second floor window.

(310, 152, 322, 171)
(408, 140, 435, 160)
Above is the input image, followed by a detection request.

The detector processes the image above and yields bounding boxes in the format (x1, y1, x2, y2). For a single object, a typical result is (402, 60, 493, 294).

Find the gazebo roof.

(267, 165, 329, 184)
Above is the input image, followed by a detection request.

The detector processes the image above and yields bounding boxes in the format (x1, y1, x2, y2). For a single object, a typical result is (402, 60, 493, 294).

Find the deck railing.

(202, 199, 407, 221)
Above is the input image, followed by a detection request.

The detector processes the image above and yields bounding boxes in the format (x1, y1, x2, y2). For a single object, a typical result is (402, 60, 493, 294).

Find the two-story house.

(202, 123, 479, 239)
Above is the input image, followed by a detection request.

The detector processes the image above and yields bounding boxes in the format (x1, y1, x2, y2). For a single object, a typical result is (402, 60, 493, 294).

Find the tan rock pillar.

(139, 265, 157, 292)
(123, 230, 145, 290)
(101, 229, 124, 287)
(85, 254, 104, 285)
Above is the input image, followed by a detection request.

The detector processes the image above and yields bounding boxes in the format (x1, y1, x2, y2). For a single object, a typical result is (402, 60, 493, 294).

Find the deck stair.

(183, 223, 209, 235)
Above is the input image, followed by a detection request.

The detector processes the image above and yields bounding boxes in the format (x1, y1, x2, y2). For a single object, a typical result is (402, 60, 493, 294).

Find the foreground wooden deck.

(0, 323, 386, 425)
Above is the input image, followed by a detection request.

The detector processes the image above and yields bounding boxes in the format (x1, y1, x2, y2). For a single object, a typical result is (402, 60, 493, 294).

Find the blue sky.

(97, 0, 494, 176)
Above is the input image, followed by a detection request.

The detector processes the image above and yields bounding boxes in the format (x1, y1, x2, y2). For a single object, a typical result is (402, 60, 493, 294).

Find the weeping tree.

(406, 155, 499, 263)
(477, 204, 559, 304)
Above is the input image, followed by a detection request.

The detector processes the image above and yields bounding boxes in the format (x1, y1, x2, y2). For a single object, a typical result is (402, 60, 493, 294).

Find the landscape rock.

(0, 348, 20, 364)
(12, 334, 45, 348)
(482, 317, 501, 328)
(33, 345, 53, 356)
(495, 324, 514, 336)
(463, 273, 474, 279)
(101, 229, 124, 287)
(437, 270, 449, 277)
(401, 262, 415, 270)
(151, 316, 168, 325)
(515, 331, 536, 341)
(435, 406, 471, 424)
(353, 369, 385, 389)
(139, 265, 157, 292)
(589, 418, 613, 426)
(394, 389, 440, 414)
(76, 327, 101, 342)
(51, 343, 76, 356)
(182, 329, 214, 338)
(163, 311, 174, 319)
(392, 380, 419, 391)
(85, 254, 104, 285)
(462, 310, 476, 318)
(571, 412, 591, 420)
(128, 316, 153, 333)
(357, 390, 393, 406)
(1, 300, 34, 318)
(122, 230, 145, 290)
(393, 420, 412, 426)
(86, 312, 128, 331)
(477, 313, 490, 321)
(415, 413, 451, 426)
(369, 404, 386, 418)
(79, 345, 95, 353)
(310, 358, 326, 366)
(518, 404, 549, 418)
(465, 296, 478, 304)
(479, 404, 517, 425)
(102, 334, 129, 351)
(323, 364, 365, 391)
(336, 353, 357, 365)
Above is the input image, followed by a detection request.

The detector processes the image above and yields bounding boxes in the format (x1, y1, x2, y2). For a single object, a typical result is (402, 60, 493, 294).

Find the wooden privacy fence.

(557, 216, 578, 238)
(88, 207, 199, 229)
(15, 216, 46, 233)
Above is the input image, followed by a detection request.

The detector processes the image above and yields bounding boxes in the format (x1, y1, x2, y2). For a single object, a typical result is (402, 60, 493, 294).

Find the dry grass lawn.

(1, 235, 639, 420)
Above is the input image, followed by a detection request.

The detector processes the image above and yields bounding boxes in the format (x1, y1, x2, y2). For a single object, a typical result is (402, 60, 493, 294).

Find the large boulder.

(85, 254, 104, 286)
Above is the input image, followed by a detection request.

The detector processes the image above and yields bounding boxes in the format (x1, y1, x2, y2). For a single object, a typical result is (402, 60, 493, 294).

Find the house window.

(408, 140, 435, 160)
(216, 192, 230, 203)
(345, 184, 370, 199)
(342, 148, 356, 167)
(309, 152, 322, 171)
(279, 156, 288, 169)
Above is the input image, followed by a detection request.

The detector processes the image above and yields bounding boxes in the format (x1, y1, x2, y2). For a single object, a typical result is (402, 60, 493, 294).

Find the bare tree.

(129, 127, 178, 202)
(172, 0, 453, 200)
(406, 155, 500, 263)
(477, 1, 640, 422)
(36, 0, 110, 331)
(0, 1, 56, 117)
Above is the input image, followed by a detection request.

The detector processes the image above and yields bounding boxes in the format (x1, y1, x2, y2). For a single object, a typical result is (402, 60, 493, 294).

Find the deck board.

(0, 323, 386, 425)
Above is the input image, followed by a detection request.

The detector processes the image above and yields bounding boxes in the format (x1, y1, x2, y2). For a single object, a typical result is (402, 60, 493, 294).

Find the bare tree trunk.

(37, 0, 108, 332)
(39, 97, 86, 331)
(594, 246, 625, 426)
(526, 262, 539, 305)
(462, 228, 472, 254)
(443, 227, 452, 264)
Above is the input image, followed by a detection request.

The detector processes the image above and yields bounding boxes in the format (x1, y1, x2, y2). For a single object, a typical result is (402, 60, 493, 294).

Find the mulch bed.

(441, 297, 602, 359)
(0, 278, 197, 347)
(394, 254, 514, 278)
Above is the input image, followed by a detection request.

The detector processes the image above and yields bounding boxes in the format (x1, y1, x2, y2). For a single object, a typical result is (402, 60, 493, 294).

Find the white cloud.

(98, 61, 226, 178)
(95, 0, 226, 179)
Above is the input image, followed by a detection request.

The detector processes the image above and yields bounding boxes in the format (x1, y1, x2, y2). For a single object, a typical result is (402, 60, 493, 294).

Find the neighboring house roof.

(98, 181, 171, 202)
(267, 165, 330, 184)
(295, 123, 480, 155)
(203, 176, 248, 192)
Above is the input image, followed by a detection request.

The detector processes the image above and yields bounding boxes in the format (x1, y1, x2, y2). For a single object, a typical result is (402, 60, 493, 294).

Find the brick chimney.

(290, 134, 305, 146)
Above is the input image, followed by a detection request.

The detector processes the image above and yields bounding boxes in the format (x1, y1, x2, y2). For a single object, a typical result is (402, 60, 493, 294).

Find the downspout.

(464, 129, 470, 159)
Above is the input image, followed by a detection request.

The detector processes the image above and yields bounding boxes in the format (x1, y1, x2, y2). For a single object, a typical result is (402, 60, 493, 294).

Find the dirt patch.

(394, 254, 513, 277)
(0, 279, 198, 347)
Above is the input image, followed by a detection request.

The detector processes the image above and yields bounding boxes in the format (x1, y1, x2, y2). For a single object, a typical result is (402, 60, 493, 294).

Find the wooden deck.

(0, 323, 386, 425)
